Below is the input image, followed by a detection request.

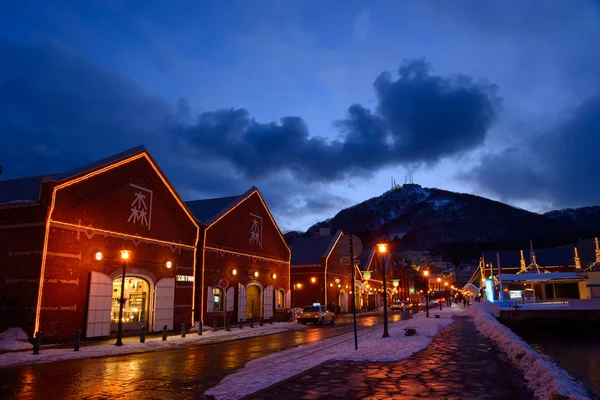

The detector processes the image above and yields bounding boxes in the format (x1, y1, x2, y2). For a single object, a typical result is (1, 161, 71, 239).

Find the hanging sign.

(218, 279, 229, 289)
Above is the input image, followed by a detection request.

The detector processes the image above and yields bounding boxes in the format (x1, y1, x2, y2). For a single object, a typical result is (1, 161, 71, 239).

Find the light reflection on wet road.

(0, 313, 410, 399)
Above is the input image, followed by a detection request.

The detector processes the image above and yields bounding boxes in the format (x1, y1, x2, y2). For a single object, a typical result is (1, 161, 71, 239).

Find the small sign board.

(337, 234, 363, 264)
(218, 279, 229, 289)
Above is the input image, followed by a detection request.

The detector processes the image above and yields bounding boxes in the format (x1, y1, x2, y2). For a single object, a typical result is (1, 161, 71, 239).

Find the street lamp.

(444, 282, 450, 306)
(423, 270, 430, 318)
(115, 250, 130, 346)
(437, 277, 441, 291)
(376, 243, 389, 338)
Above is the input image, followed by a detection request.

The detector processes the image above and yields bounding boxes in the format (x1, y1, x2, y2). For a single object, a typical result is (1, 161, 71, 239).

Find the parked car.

(297, 304, 335, 325)
(390, 301, 405, 311)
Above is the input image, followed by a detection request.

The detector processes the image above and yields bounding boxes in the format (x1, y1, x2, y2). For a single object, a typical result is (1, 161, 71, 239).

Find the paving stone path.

(244, 316, 533, 399)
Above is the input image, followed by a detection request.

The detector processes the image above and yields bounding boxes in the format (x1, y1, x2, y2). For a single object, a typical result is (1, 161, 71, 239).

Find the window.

(276, 289, 285, 308)
(213, 288, 224, 311)
(111, 277, 150, 324)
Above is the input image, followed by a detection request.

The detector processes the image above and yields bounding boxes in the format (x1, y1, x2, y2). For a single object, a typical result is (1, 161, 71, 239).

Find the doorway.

(110, 276, 150, 332)
(246, 285, 261, 319)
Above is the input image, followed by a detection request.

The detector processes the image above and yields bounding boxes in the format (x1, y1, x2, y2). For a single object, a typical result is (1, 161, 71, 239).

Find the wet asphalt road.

(0, 312, 408, 399)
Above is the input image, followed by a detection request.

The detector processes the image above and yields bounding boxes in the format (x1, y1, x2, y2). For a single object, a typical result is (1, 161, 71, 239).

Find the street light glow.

(120, 250, 130, 260)
(376, 243, 388, 254)
(423, 270, 429, 277)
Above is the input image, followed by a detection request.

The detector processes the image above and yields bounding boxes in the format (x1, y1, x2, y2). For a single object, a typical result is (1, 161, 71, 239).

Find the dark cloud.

(0, 39, 171, 178)
(173, 59, 501, 182)
(0, 40, 353, 230)
(464, 92, 600, 209)
(0, 40, 499, 230)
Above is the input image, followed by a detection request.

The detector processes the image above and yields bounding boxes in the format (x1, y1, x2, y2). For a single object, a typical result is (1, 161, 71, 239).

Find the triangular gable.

(322, 229, 343, 260)
(47, 145, 199, 231)
(204, 186, 290, 254)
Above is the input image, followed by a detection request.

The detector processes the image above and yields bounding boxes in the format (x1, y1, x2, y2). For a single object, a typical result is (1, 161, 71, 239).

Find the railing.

(498, 299, 569, 309)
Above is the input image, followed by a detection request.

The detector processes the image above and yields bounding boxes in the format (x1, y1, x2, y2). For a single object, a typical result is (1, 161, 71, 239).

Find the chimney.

(319, 227, 331, 236)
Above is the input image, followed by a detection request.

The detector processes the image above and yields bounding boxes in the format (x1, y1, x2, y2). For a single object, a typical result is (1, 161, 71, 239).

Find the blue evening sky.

(1, 0, 599, 231)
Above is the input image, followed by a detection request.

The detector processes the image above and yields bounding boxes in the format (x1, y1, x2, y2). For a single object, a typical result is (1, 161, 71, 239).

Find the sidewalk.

(242, 315, 533, 399)
(0, 321, 308, 368)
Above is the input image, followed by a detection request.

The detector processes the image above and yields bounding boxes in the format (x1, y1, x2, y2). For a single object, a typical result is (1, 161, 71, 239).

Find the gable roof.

(46, 145, 148, 183)
(185, 195, 242, 224)
(0, 145, 147, 205)
(290, 234, 335, 265)
(358, 247, 376, 271)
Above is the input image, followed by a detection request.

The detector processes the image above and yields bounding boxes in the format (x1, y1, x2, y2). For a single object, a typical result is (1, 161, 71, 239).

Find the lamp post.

(361, 270, 371, 312)
(115, 250, 130, 346)
(444, 282, 450, 307)
(437, 277, 441, 291)
(377, 243, 389, 338)
(423, 270, 430, 318)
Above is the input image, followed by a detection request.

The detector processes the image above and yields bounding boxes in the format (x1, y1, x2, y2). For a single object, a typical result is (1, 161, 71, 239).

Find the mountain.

(544, 206, 600, 230)
(306, 184, 600, 263)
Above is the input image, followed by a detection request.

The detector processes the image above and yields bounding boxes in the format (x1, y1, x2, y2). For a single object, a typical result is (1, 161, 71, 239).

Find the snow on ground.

(0, 328, 32, 351)
(206, 306, 465, 400)
(0, 322, 307, 368)
(466, 302, 591, 400)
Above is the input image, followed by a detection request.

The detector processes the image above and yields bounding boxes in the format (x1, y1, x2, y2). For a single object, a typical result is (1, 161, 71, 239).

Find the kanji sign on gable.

(127, 183, 153, 230)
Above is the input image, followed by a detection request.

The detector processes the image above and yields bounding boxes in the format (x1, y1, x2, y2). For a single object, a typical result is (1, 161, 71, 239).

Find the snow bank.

(0, 322, 306, 367)
(466, 302, 591, 400)
(206, 306, 464, 400)
(0, 328, 32, 351)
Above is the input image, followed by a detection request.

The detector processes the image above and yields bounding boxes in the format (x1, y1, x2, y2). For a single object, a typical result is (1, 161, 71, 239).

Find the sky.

(1, 0, 600, 232)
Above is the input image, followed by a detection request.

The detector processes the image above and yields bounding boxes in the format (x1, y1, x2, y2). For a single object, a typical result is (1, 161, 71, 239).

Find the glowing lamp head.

(296, 283, 302, 289)
(310, 277, 316, 283)
(232, 268, 238, 276)
(437, 277, 441, 282)
(392, 279, 400, 287)
(329, 283, 333, 287)
(376, 243, 388, 254)
(120, 250, 130, 260)
(164, 260, 173, 269)
(444, 282, 449, 287)
(93, 251, 103, 261)
(423, 270, 429, 277)
(272, 273, 277, 279)
(254, 271, 259, 278)
(361, 271, 371, 282)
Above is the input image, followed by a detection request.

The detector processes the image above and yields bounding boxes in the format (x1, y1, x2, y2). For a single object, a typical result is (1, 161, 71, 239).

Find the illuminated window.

(276, 289, 285, 308)
(213, 288, 224, 311)
(111, 277, 149, 324)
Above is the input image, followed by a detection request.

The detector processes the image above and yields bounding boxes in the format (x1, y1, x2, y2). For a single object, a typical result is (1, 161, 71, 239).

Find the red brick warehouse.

(0, 146, 199, 341)
(186, 187, 291, 327)
(289, 228, 355, 313)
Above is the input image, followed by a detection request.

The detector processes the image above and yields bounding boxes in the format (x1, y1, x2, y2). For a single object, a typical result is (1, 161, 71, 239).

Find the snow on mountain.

(306, 184, 600, 257)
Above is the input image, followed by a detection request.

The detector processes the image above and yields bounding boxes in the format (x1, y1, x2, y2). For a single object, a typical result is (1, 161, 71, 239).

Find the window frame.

(212, 287, 224, 312)
(275, 288, 286, 309)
